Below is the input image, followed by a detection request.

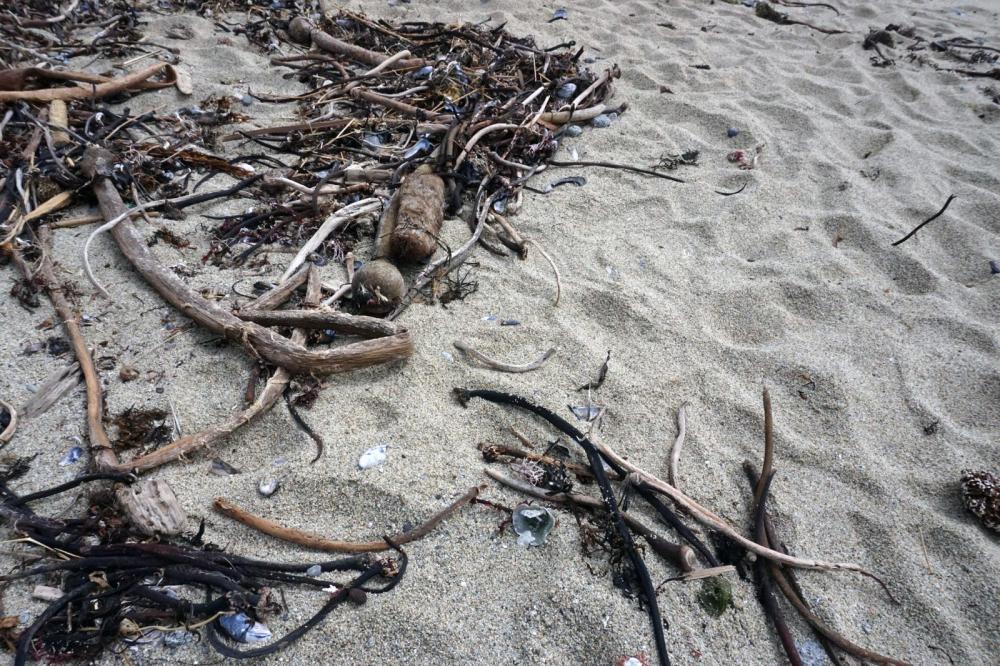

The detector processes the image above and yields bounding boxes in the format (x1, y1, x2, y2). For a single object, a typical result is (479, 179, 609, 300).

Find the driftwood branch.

(213, 486, 481, 553)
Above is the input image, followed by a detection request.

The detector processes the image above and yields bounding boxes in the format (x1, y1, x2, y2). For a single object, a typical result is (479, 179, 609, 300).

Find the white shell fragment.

(258, 477, 280, 497)
(358, 444, 388, 470)
(512, 504, 555, 547)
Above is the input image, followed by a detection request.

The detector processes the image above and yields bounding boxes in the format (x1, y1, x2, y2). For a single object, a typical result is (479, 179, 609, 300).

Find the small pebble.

(258, 477, 280, 497)
(727, 127, 740, 138)
(358, 444, 388, 470)
(990, 260, 999, 274)
(564, 124, 583, 137)
(591, 114, 612, 128)
(239, 94, 253, 106)
(556, 82, 577, 99)
(306, 565, 322, 577)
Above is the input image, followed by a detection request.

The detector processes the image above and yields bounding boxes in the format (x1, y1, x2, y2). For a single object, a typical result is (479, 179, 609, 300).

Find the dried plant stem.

(668, 403, 688, 488)
(454, 123, 519, 167)
(281, 198, 380, 282)
(115, 271, 322, 472)
(525, 239, 560, 306)
(611, 447, 881, 576)
(453, 341, 556, 373)
(478, 442, 594, 480)
(754, 387, 774, 506)
(214, 486, 481, 553)
(0, 62, 178, 103)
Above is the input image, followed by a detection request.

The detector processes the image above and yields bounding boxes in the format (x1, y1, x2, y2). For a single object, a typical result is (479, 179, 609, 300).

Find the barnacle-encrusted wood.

(114, 479, 186, 536)
(961, 469, 1000, 532)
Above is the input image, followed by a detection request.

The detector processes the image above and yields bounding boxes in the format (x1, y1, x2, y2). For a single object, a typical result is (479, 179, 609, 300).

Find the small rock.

(258, 477, 280, 497)
(564, 124, 583, 137)
(239, 94, 253, 106)
(556, 82, 577, 99)
(727, 127, 740, 138)
(591, 114, 612, 128)
(358, 444, 388, 470)
(306, 564, 322, 577)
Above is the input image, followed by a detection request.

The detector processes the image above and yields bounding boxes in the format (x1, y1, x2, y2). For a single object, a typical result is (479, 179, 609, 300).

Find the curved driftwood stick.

(213, 485, 481, 553)
(453, 341, 556, 373)
(0, 62, 179, 103)
(236, 308, 400, 338)
(35, 226, 118, 469)
(349, 87, 450, 122)
(0, 400, 17, 444)
(485, 468, 695, 572)
(80, 146, 413, 376)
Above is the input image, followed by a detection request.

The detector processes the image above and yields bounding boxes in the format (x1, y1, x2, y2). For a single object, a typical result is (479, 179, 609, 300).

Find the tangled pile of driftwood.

(0, 1, 639, 660)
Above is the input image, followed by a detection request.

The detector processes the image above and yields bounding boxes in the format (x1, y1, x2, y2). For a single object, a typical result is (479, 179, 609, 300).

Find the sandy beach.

(1, 0, 998, 664)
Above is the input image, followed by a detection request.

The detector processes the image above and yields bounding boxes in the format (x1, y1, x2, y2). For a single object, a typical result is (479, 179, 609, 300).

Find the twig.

(34, 226, 118, 469)
(753, 388, 774, 506)
(453, 341, 556, 373)
(525, 239, 561, 305)
(454, 123, 519, 167)
(479, 442, 594, 480)
(548, 160, 687, 184)
(214, 486, 480, 553)
(891, 194, 957, 246)
(281, 198, 381, 282)
(0, 62, 179, 102)
(667, 403, 688, 488)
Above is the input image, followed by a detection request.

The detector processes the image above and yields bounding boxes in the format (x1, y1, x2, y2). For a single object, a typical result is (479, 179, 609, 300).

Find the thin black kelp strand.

(16, 581, 97, 666)
(752, 471, 803, 666)
(206, 558, 396, 659)
(454, 388, 670, 666)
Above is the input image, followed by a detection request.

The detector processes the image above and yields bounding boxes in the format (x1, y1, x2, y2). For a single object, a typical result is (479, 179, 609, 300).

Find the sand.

(1, 0, 998, 664)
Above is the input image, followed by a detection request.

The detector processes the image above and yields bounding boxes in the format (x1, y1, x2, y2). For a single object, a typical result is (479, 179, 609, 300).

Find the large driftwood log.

(80, 146, 413, 376)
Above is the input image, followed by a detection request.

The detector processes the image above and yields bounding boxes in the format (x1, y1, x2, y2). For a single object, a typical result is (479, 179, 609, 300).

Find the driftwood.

(80, 145, 414, 376)
(35, 226, 118, 469)
(114, 479, 186, 536)
(18, 362, 81, 419)
(236, 308, 400, 338)
(0, 62, 181, 103)
(390, 169, 445, 262)
(214, 485, 481, 553)
(288, 17, 427, 70)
